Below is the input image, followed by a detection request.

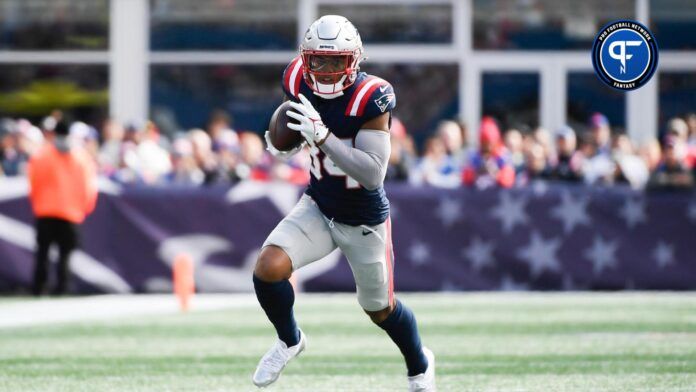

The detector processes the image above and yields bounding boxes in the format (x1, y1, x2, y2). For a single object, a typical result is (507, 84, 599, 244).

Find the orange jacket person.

(28, 121, 98, 296)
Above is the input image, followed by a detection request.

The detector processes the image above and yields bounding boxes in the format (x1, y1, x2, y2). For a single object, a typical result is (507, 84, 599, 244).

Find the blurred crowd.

(1, 109, 695, 191)
(403, 112, 695, 191)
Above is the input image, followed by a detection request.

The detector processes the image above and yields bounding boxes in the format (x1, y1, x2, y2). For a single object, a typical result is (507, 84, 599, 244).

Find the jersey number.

(309, 141, 360, 189)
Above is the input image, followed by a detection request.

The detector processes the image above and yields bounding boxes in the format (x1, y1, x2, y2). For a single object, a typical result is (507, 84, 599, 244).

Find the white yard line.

(0, 294, 258, 328)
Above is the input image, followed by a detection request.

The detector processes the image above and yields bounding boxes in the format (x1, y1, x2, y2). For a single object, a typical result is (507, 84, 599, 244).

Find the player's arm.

(286, 94, 391, 190)
(317, 114, 390, 191)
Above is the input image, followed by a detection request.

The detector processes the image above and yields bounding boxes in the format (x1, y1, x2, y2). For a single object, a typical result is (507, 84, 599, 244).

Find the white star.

(499, 275, 528, 291)
(435, 196, 462, 227)
(490, 191, 529, 233)
(688, 201, 696, 224)
(461, 237, 495, 271)
(583, 236, 619, 275)
(516, 231, 562, 278)
(618, 198, 647, 229)
(652, 241, 675, 269)
(532, 180, 548, 197)
(408, 241, 430, 266)
(550, 191, 591, 234)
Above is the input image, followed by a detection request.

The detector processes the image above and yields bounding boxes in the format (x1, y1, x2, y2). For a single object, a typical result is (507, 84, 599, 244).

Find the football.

(268, 101, 303, 151)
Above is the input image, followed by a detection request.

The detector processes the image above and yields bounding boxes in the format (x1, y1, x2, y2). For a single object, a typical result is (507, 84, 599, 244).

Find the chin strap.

(310, 75, 346, 99)
(313, 90, 343, 99)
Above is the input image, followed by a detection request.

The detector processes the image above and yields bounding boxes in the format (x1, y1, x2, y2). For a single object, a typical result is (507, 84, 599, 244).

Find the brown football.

(268, 101, 303, 151)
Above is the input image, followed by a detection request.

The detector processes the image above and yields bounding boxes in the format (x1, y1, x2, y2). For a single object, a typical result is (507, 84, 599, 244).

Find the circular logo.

(591, 20, 658, 91)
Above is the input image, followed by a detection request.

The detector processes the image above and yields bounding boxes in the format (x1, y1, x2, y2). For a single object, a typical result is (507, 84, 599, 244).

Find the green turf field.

(0, 293, 695, 391)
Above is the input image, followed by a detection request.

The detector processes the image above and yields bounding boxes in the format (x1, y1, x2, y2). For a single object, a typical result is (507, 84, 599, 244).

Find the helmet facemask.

(301, 49, 362, 96)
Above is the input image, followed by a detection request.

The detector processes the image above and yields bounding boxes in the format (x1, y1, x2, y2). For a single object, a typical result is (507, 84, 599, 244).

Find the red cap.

(480, 116, 501, 147)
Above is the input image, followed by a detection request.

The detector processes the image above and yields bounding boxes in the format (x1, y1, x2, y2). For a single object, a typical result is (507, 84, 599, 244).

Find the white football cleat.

(252, 330, 306, 388)
(408, 347, 436, 392)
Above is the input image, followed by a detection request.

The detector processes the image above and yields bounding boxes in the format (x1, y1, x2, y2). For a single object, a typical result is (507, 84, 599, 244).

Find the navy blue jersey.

(281, 56, 396, 226)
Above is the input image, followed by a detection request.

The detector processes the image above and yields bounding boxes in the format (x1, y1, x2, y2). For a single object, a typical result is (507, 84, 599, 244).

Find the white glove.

(264, 130, 306, 160)
(286, 94, 330, 146)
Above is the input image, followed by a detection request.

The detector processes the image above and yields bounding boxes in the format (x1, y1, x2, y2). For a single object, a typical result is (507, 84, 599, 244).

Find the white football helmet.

(300, 15, 365, 97)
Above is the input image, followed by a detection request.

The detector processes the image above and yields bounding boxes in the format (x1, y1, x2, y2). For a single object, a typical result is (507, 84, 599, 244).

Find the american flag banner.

(0, 179, 694, 293)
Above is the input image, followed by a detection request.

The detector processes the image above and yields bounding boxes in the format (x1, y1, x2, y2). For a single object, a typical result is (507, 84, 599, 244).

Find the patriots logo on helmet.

(374, 93, 395, 113)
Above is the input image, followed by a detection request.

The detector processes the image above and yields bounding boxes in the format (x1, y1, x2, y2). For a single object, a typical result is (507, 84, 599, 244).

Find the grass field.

(0, 292, 695, 392)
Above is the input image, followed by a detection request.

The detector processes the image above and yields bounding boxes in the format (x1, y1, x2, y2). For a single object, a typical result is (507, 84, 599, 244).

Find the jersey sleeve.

(344, 76, 396, 123)
(281, 56, 304, 102)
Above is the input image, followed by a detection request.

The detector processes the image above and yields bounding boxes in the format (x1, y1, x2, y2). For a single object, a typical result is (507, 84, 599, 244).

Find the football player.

(253, 15, 435, 391)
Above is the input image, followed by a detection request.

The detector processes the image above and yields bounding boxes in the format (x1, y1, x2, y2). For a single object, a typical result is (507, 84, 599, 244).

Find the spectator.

(189, 128, 223, 185)
(207, 109, 239, 154)
(386, 117, 415, 181)
(410, 136, 460, 188)
(612, 134, 649, 189)
(69, 122, 100, 164)
(18, 120, 45, 158)
(582, 114, 616, 185)
(98, 118, 125, 176)
(134, 121, 172, 184)
(666, 116, 696, 170)
(648, 134, 694, 190)
(665, 117, 689, 142)
(549, 125, 583, 182)
(504, 128, 525, 175)
(166, 136, 205, 185)
(1, 119, 38, 176)
(533, 127, 554, 160)
(27, 121, 98, 296)
(455, 119, 470, 152)
(436, 120, 467, 166)
(687, 113, 696, 147)
(517, 142, 551, 185)
(589, 112, 612, 156)
(235, 132, 272, 181)
(462, 116, 515, 189)
(40, 109, 63, 144)
(639, 138, 662, 173)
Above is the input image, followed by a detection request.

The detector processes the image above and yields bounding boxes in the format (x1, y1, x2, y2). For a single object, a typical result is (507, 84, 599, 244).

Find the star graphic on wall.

(652, 241, 675, 269)
(532, 180, 549, 197)
(550, 191, 591, 234)
(490, 191, 529, 233)
(461, 236, 496, 271)
(618, 197, 647, 229)
(408, 241, 431, 266)
(499, 275, 529, 291)
(516, 231, 562, 278)
(435, 196, 463, 228)
(688, 201, 696, 224)
(583, 236, 619, 275)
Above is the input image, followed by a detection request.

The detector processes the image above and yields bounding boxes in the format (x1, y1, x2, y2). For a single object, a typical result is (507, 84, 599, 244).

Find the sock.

(378, 299, 428, 377)
(253, 274, 300, 347)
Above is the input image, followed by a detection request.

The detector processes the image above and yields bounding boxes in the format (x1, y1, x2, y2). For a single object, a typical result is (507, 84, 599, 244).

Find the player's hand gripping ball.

(286, 94, 330, 146)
